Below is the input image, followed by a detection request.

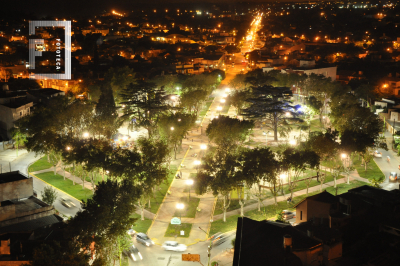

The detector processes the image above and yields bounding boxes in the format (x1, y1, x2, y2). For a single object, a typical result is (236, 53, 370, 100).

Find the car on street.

(123, 244, 143, 261)
(209, 232, 230, 247)
(60, 198, 76, 208)
(373, 151, 382, 158)
(136, 233, 154, 246)
(282, 210, 295, 220)
(389, 172, 398, 182)
(162, 241, 187, 252)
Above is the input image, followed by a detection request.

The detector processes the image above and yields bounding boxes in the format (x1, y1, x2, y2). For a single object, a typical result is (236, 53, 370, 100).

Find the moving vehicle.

(60, 198, 76, 208)
(282, 210, 295, 220)
(136, 233, 154, 246)
(373, 151, 382, 158)
(162, 241, 187, 252)
(389, 172, 398, 182)
(123, 244, 143, 261)
(209, 232, 230, 247)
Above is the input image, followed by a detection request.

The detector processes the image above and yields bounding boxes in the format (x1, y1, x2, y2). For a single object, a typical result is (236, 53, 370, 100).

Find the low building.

(0, 171, 64, 265)
(233, 217, 323, 266)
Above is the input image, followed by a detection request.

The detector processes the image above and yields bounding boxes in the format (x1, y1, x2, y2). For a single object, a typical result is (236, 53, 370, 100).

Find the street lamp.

(170, 126, 174, 131)
(83, 132, 89, 138)
(200, 144, 207, 150)
(66, 146, 71, 151)
(199, 227, 212, 266)
(176, 203, 184, 222)
(194, 160, 201, 174)
(216, 106, 222, 114)
(186, 179, 194, 201)
(289, 139, 296, 146)
(220, 99, 226, 103)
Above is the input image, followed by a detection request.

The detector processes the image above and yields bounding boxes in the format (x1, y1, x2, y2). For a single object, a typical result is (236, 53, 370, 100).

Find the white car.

(162, 241, 187, 252)
(373, 151, 382, 157)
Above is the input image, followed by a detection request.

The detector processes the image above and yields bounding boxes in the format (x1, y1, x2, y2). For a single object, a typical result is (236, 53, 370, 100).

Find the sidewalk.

(0, 148, 28, 162)
(30, 167, 94, 190)
(147, 86, 230, 245)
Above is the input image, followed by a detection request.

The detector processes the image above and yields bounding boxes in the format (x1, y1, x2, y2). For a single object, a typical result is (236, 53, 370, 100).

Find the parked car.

(60, 198, 76, 208)
(162, 241, 187, 252)
(127, 229, 136, 236)
(282, 210, 295, 220)
(123, 244, 143, 261)
(136, 233, 154, 246)
(373, 151, 382, 158)
(389, 172, 398, 182)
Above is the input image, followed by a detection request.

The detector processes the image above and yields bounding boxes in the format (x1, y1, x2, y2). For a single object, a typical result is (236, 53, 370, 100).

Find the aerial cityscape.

(1, 1, 400, 265)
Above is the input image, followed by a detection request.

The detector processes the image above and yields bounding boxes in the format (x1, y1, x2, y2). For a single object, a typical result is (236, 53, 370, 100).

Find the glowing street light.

(83, 132, 89, 138)
(216, 106, 223, 111)
(289, 139, 296, 146)
(66, 146, 71, 151)
(170, 127, 174, 131)
(220, 99, 226, 103)
(200, 144, 207, 150)
(186, 179, 194, 200)
(176, 203, 184, 222)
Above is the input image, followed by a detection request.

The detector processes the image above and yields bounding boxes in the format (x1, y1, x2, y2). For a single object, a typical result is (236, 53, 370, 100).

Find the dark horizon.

(6, 0, 322, 18)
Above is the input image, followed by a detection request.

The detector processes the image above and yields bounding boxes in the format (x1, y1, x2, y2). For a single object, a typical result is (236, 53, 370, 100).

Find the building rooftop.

(0, 215, 62, 235)
(0, 171, 29, 184)
(0, 98, 32, 109)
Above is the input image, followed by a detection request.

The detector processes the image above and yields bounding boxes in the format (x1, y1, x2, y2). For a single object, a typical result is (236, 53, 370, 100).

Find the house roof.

(0, 171, 29, 184)
(233, 217, 322, 266)
(0, 215, 63, 235)
(293, 191, 336, 208)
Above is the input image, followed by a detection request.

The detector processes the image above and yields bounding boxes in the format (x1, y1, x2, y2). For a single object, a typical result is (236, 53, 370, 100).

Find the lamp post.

(186, 179, 194, 201)
(341, 153, 350, 184)
(199, 227, 212, 266)
(289, 139, 296, 146)
(176, 203, 184, 223)
(216, 106, 222, 115)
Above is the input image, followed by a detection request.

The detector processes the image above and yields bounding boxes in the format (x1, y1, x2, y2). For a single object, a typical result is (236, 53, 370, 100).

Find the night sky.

(7, 0, 306, 18)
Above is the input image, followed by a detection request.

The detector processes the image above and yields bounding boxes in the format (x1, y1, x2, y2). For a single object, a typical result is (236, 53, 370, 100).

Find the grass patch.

(173, 197, 200, 218)
(164, 223, 192, 238)
(309, 119, 324, 132)
(29, 156, 53, 172)
(145, 165, 177, 214)
(353, 157, 384, 180)
(325, 180, 368, 195)
(214, 199, 257, 215)
(130, 213, 153, 234)
(209, 180, 365, 235)
(34, 172, 93, 201)
(65, 165, 109, 185)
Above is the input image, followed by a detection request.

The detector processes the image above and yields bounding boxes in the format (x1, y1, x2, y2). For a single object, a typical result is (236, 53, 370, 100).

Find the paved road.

(0, 150, 82, 217)
(128, 232, 235, 266)
(372, 146, 400, 191)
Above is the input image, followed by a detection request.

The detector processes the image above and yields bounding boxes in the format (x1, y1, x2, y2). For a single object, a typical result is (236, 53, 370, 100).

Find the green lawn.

(29, 156, 53, 172)
(34, 172, 93, 201)
(131, 213, 153, 234)
(209, 180, 367, 235)
(145, 165, 177, 214)
(164, 223, 192, 238)
(65, 165, 109, 185)
(214, 199, 257, 215)
(309, 118, 324, 132)
(173, 197, 200, 218)
(353, 157, 384, 180)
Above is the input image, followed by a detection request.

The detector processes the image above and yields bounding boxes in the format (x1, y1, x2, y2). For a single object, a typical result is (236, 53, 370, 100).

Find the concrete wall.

(0, 240, 10, 255)
(0, 261, 30, 266)
(304, 66, 337, 81)
(0, 178, 33, 202)
(296, 200, 332, 225)
(0, 206, 55, 227)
